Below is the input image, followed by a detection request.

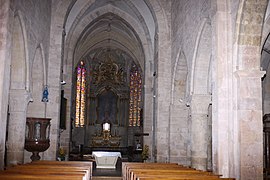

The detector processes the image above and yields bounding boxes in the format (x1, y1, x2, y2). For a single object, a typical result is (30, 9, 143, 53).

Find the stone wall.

(8, 0, 51, 164)
(11, 0, 51, 70)
(172, 0, 211, 71)
(170, 0, 211, 168)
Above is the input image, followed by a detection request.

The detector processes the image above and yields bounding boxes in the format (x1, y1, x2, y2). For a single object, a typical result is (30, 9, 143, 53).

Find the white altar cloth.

(92, 151, 121, 169)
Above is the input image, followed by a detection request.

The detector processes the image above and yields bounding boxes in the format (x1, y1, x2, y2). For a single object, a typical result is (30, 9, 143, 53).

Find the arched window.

(129, 64, 142, 126)
(75, 61, 86, 127)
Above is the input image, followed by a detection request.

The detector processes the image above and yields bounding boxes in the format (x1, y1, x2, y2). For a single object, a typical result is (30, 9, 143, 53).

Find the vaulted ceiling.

(63, 0, 157, 71)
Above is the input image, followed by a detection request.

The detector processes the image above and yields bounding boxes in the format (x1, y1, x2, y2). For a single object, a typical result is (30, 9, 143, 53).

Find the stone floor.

(92, 160, 122, 178)
(93, 167, 122, 177)
(92, 177, 122, 180)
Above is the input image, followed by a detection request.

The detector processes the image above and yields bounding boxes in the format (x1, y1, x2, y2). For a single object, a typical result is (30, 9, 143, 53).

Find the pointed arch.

(10, 10, 29, 91)
(38, 43, 47, 86)
(190, 18, 211, 95)
(27, 45, 45, 117)
(172, 50, 188, 105)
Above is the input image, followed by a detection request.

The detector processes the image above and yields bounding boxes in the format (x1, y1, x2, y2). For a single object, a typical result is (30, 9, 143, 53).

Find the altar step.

(92, 176, 122, 180)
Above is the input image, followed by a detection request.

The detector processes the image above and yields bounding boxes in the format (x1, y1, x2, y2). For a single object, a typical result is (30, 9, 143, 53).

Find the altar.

(92, 151, 121, 169)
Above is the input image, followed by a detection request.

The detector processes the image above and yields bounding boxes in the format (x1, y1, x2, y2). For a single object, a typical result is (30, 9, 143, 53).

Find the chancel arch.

(62, 0, 154, 137)
(60, 0, 170, 164)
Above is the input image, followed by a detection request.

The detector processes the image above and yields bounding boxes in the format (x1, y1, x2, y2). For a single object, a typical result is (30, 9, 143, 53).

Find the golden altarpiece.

(71, 50, 144, 152)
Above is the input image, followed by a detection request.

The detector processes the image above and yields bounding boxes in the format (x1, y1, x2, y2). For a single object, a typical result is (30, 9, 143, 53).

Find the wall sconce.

(60, 80, 66, 85)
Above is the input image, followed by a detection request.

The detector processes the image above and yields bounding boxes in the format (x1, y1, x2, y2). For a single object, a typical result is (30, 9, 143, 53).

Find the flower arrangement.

(58, 147, 66, 161)
(141, 145, 149, 161)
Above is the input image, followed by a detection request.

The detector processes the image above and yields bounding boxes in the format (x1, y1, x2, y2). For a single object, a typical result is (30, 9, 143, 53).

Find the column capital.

(190, 94, 212, 114)
(234, 70, 265, 79)
(9, 89, 31, 112)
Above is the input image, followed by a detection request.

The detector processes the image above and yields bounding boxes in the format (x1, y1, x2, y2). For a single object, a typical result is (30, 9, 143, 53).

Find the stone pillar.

(0, 0, 11, 170)
(235, 70, 264, 180)
(190, 94, 211, 170)
(6, 89, 30, 165)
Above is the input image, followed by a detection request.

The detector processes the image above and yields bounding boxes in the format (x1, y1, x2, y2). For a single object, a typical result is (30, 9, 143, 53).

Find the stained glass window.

(75, 61, 86, 127)
(129, 64, 142, 126)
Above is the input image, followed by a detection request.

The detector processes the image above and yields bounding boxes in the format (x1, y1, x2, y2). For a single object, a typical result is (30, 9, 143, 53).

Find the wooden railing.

(0, 160, 92, 180)
(122, 162, 235, 180)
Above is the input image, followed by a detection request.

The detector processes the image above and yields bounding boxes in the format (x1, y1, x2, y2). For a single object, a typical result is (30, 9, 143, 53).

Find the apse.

(71, 48, 143, 157)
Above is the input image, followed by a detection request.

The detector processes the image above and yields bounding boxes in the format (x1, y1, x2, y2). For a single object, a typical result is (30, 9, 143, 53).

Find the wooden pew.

(132, 171, 219, 180)
(129, 167, 204, 180)
(0, 173, 84, 180)
(138, 177, 236, 180)
(135, 175, 222, 180)
(131, 169, 220, 180)
(122, 162, 180, 179)
(122, 162, 235, 180)
(6, 165, 90, 173)
(30, 160, 93, 179)
(5, 165, 89, 180)
(0, 160, 92, 180)
(2, 167, 87, 179)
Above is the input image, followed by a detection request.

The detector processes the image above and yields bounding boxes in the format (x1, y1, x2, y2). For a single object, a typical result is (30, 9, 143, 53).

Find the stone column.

(190, 94, 211, 170)
(235, 70, 264, 180)
(6, 89, 30, 165)
(0, 0, 11, 170)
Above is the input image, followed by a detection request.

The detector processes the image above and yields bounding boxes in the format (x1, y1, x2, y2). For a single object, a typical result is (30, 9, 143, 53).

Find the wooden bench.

(131, 169, 220, 180)
(3, 167, 88, 179)
(129, 167, 204, 180)
(0, 160, 92, 180)
(0, 174, 84, 180)
(122, 162, 235, 180)
(30, 160, 93, 179)
(122, 162, 180, 179)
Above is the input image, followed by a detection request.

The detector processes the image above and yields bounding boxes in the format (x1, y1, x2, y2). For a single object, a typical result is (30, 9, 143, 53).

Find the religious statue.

(42, 85, 49, 102)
